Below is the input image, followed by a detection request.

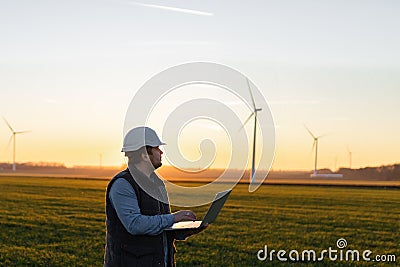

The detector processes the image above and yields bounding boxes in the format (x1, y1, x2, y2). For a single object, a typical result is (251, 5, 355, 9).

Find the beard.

(152, 161, 162, 169)
(150, 157, 162, 169)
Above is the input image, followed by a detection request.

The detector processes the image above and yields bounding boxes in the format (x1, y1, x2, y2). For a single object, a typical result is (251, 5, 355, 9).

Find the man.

(104, 126, 204, 267)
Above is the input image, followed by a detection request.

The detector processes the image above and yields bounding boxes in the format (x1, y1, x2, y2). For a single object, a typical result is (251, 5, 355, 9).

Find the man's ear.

(141, 151, 150, 162)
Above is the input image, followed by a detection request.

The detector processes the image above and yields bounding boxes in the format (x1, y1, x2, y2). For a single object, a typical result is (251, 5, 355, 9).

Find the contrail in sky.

(130, 2, 213, 16)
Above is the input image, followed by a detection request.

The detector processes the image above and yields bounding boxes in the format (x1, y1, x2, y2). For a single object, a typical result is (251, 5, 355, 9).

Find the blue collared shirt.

(109, 169, 189, 266)
(109, 176, 176, 267)
(109, 178, 175, 235)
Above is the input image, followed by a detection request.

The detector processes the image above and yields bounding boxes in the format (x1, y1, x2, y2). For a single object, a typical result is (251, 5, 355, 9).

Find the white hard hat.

(122, 126, 166, 152)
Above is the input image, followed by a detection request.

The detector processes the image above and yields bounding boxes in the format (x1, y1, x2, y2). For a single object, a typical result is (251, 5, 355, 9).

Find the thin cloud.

(130, 2, 213, 16)
(128, 40, 215, 46)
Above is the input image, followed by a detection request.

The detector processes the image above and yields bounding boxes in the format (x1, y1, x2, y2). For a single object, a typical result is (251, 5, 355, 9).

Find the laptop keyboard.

(171, 220, 202, 229)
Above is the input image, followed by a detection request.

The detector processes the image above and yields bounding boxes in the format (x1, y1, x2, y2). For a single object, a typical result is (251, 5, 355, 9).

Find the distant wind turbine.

(333, 155, 338, 172)
(304, 125, 325, 176)
(2, 117, 30, 171)
(347, 145, 352, 169)
(240, 78, 262, 184)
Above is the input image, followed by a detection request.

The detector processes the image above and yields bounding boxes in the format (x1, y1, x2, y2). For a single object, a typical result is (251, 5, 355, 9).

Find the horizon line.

(1, 161, 399, 172)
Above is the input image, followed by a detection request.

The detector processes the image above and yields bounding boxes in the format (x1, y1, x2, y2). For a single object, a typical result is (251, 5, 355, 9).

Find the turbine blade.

(246, 78, 256, 110)
(2, 116, 14, 132)
(310, 140, 316, 156)
(5, 135, 13, 152)
(15, 130, 31, 134)
(303, 124, 316, 139)
(239, 112, 254, 131)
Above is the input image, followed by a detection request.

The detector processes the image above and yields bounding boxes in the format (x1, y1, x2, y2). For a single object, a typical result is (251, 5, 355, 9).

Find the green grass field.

(0, 176, 398, 266)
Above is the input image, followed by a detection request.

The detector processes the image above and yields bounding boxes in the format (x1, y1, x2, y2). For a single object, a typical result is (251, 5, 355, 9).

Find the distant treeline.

(0, 162, 399, 181)
(159, 164, 400, 181)
(0, 162, 67, 170)
(338, 164, 400, 181)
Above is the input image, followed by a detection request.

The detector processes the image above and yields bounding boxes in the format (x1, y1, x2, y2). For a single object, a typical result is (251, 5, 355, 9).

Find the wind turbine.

(304, 125, 324, 176)
(2, 117, 30, 171)
(241, 78, 262, 184)
(333, 155, 338, 172)
(347, 145, 352, 169)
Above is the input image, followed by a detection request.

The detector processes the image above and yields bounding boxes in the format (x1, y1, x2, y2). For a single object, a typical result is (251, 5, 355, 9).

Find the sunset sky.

(1, 0, 399, 171)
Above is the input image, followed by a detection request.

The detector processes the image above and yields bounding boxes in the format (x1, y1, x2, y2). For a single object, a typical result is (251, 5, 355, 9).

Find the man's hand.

(183, 223, 208, 236)
(174, 224, 209, 240)
(173, 210, 196, 222)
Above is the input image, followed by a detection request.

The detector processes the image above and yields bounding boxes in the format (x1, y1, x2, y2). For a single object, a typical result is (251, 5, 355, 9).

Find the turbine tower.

(2, 117, 30, 171)
(241, 78, 262, 184)
(304, 125, 324, 176)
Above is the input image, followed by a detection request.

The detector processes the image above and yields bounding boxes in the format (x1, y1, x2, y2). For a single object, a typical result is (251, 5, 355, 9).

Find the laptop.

(166, 189, 232, 230)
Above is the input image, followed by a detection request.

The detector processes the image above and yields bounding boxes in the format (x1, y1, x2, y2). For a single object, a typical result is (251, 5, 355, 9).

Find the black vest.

(104, 168, 175, 267)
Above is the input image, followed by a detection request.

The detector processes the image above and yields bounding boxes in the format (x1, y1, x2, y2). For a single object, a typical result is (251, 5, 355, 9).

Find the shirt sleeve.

(109, 178, 175, 235)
